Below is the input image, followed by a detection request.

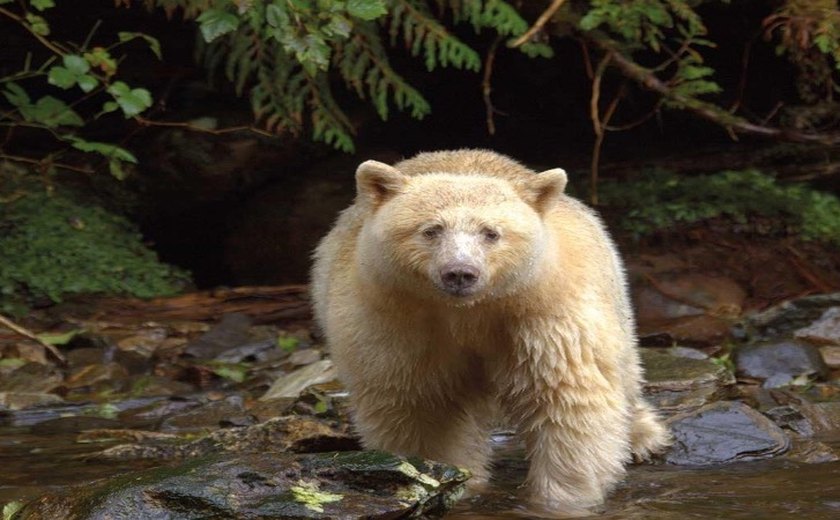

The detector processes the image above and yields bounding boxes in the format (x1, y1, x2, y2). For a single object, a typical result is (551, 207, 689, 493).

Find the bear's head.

(354, 159, 567, 305)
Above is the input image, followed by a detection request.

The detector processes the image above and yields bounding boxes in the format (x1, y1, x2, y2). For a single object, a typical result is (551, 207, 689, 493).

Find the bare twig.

(1, 153, 95, 174)
(0, 313, 67, 365)
(482, 36, 503, 135)
(510, 0, 569, 48)
(586, 34, 840, 145)
(133, 116, 276, 138)
(589, 52, 613, 205)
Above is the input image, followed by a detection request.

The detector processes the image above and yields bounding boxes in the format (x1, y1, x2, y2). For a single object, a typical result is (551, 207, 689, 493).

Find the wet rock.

(747, 293, 840, 339)
(784, 438, 839, 464)
(0, 363, 63, 393)
(183, 313, 253, 358)
(115, 327, 168, 356)
(641, 349, 735, 415)
(821, 346, 840, 368)
(0, 392, 64, 411)
(92, 415, 358, 461)
(634, 273, 744, 345)
(64, 362, 130, 391)
(159, 395, 250, 432)
(16, 451, 469, 520)
(794, 306, 840, 346)
(735, 340, 829, 385)
(262, 359, 337, 400)
(125, 374, 196, 398)
(289, 348, 323, 366)
(765, 405, 817, 436)
(664, 401, 790, 465)
(665, 346, 709, 360)
(213, 338, 278, 363)
(29, 416, 122, 435)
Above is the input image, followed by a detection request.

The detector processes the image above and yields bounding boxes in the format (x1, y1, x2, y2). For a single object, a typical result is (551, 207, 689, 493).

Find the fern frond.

(338, 21, 431, 120)
(387, 0, 481, 71)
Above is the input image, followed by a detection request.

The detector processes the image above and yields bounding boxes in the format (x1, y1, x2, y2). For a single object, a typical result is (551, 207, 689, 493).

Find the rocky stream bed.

(2, 284, 840, 519)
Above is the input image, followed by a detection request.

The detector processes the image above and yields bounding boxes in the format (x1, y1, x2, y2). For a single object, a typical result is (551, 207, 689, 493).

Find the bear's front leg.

(503, 319, 632, 514)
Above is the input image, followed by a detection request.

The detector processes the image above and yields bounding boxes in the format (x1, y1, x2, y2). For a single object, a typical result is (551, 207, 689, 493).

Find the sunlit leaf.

(197, 9, 240, 43)
(117, 32, 162, 59)
(347, 0, 387, 21)
(31, 0, 55, 11)
(37, 329, 84, 346)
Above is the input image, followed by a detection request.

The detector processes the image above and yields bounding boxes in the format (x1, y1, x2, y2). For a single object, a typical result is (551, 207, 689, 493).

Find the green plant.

(125, 0, 551, 152)
(0, 175, 190, 315)
(599, 168, 840, 245)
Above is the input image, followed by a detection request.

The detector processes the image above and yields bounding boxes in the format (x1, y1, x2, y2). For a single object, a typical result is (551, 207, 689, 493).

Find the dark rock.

(159, 395, 249, 432)
(795, 307, 840, 346)
(92, 415, 359, 461)
(641, 349, 735, 415)
(183, 313, 254, 358)
(212, 338, 278, 363)
(735, 340, 830, 383)
(747, 293, 840, 339)
(0, 392, 64, 411)
(15, 451, 469, 520)
(765, 405, 816, 436)
(784, 438, 839, 464)
(664, 401, 790, 465)
(0, 363, 63, 393)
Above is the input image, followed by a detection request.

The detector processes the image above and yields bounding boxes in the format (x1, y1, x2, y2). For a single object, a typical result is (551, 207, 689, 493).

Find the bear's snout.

(439, 263, 480, 295)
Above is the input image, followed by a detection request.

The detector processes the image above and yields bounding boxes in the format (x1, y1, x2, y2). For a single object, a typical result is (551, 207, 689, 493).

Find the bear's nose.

(440, 263, 480, 293)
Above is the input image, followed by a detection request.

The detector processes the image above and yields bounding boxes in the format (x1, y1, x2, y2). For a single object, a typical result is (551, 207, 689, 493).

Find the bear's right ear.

(356, 160, 408, 207)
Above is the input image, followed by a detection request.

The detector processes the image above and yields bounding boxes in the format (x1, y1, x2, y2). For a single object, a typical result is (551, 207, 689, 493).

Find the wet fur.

(311, 150, 670, 514)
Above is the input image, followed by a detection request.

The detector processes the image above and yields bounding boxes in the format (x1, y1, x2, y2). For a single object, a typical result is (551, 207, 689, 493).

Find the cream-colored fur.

(311, 150, 670, 514)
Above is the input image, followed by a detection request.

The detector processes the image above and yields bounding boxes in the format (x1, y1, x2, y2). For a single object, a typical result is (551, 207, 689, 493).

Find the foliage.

(126, 0, 550, 152)
(0, 174, 191, 315)
(763, 0, 840, 103)
(0, 1, 158, 178)
(599, 168, 840, 245)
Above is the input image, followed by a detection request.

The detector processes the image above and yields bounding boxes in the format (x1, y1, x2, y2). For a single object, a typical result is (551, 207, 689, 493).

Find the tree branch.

(510, 0, 569, 48)
(586, 34, 840, 145)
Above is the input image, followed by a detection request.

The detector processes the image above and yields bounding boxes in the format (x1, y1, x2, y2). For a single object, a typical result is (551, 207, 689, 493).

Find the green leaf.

(266, 3, 289, 28)
(2, 82, 30, 107)
(77, 74, 98, 93)
(47, 66, 75, 89)
(277, 336, 299, 352)
(197, 9, 240, 43)
(347, 0, 387, 21)
(31, 0, 55, 11)
(37, 329, 83, 346)
(209, 363, 248, 383)
(109, 158, 127, 180)
(25, 13, 49, 35)
(3, 500, 24, 520)
(70, 139, 137, 162)
(117, 32, 162, 59)
(106, 81, 153, 117)
(27, 96, 84, 127)
(100, 100, 119, 115)
(63, 54, 89, 75)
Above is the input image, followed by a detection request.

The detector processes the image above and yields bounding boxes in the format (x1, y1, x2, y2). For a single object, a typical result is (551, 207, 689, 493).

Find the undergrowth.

(599, 169, 840, 245)
(0, 173, 191, 315)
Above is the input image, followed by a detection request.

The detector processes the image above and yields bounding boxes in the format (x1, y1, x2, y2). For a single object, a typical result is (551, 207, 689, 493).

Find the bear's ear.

(523, 168, 567, 213)
(356, 160, 408, 207)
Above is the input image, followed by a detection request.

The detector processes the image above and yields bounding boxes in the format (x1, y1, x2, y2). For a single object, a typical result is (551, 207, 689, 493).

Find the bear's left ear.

(523, 168, 567, 213)
(356, 160, 408, 208)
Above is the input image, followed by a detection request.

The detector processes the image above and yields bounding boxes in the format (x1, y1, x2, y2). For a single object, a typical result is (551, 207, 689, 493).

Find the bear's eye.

(422, 225, 443, 239)
(482, 228, 500, 243)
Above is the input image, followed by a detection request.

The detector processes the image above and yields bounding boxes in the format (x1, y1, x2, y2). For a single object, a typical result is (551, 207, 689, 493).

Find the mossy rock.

(13, 451, 470, 519)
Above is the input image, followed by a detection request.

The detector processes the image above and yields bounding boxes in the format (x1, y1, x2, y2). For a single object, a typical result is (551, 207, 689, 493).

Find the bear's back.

(393, 149, 536, 182)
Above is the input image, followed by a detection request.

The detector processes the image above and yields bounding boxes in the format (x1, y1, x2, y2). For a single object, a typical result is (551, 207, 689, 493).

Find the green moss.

(0, 180, 190, 314)
(289, 481, 342, 513)
(600, 169, 840, 244)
